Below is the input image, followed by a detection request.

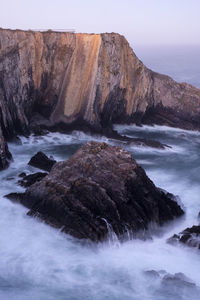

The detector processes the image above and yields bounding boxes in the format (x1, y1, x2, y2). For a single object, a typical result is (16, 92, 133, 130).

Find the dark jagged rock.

(0, 126, 12, 170)
(13, 142, 184, 242)
(101, 128, 168, 149)
(5, 192, 25, 203)
(8, 136, 22, 145)
(168, 225, 200, 250)
(18, 172, 48, 187)
(28, 152, 56, 172)
(19, 172, 26, 178)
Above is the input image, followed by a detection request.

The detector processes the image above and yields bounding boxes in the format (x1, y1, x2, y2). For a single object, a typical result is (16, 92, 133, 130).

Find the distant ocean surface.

(133, 45, 200, 88)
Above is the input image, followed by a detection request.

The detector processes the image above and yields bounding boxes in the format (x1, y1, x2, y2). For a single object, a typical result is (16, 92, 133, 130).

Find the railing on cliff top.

(30, 29, 75, 33)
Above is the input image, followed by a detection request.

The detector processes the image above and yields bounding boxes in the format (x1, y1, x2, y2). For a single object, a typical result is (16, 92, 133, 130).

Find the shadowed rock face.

(0, 28, 200, 168)
(0, 126, 11, 169)
(28, 151, 56, 172)
(15, 142, 184, 242)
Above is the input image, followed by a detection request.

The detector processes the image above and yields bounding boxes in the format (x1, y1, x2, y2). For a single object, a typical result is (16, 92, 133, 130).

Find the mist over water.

(1, 49, 200, 299)
(0, 127, 200, 300)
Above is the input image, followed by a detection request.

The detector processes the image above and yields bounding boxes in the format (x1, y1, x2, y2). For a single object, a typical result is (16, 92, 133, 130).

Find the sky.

(0, 0, 200, 46)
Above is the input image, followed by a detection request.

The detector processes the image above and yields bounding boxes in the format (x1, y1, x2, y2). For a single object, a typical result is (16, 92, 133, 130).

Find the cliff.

(0, 28, 200, 167)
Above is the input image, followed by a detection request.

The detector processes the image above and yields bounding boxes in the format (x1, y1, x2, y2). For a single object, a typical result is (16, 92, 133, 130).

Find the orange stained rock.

(61, 34, 101, 119)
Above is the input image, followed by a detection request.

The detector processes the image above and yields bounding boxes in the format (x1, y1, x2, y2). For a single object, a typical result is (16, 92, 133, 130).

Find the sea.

(0, 46, 200, 300)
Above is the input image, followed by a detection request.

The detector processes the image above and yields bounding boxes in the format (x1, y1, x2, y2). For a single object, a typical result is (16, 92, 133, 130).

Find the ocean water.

(134, 45, 200, 88)
(0, 47, 200, 300)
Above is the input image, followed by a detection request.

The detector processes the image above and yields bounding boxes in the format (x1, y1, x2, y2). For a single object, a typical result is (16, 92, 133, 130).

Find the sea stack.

(12, 142, 184, 241)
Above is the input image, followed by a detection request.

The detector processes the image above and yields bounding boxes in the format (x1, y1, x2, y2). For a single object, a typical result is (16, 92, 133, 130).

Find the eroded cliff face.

(0, 28, 200, 168)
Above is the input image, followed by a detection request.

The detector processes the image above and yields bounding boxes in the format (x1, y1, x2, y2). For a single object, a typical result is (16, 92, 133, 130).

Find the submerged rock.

(144, 270, 199, 299)
(168, 225, 200, 250)
(144, 270, 161, 279)
(144, 269, 196, 287)
(162, 272, 196, 288)
(14, 141, 183, 242)
(28, 152, 56, 172)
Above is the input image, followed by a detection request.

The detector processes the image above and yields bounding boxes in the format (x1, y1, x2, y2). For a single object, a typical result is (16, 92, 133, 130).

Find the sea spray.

(101, 218, 120, 247)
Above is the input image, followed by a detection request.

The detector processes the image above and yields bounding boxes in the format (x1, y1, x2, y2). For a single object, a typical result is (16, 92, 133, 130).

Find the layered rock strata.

(0, 28, 200, 168)
(12, 142, 184, 241)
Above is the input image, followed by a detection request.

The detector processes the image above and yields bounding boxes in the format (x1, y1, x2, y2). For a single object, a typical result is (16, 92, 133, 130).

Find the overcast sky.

(0, 0, 200, 46)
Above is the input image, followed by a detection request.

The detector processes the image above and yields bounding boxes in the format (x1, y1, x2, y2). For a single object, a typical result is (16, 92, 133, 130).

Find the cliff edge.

(0, 28, 200, 167)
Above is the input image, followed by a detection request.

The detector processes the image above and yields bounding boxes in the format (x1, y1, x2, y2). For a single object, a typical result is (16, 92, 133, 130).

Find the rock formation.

(168, 225, 200, 250)
(18, 171, 48, 187)
(28, 151, 56, 171)
(10, 142, 184, 241)
(0, 28, 200, 168)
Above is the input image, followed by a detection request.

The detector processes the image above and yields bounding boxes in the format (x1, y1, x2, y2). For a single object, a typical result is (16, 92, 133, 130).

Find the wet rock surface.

(168, 225, 200, 250)
(11, 142, 184, 242)
(5, 192, 25, 204)
(18, 172, 48, 187)
(0, 127, 12, 170)
(28, 151, 56, 172)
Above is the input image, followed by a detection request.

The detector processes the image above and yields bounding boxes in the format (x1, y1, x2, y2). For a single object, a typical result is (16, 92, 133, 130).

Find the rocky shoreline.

(0, 29, 200, 169)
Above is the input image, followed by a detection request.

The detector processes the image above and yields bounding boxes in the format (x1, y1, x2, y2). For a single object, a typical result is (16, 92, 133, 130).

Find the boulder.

(15, 141, 184, 242)
(168, 225, 200, 250)
(28, 151, 56, 172)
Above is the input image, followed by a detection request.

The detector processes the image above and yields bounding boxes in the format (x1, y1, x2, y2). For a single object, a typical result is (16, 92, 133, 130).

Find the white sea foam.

(114, 123, 200, 136)
(1, 126, 200, 299)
